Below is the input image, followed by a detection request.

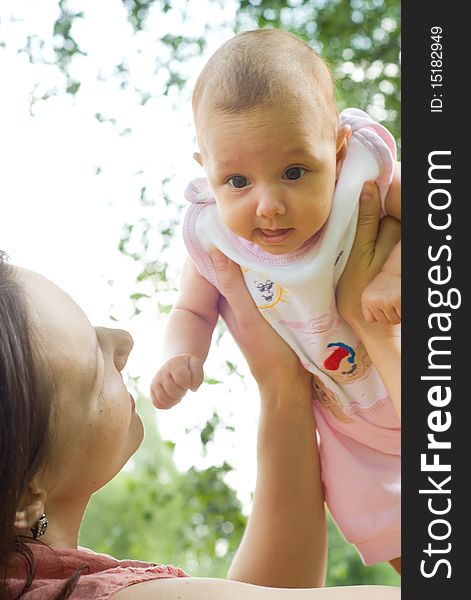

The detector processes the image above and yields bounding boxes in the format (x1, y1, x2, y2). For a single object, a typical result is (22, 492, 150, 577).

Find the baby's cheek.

(220, 204, 249, 236)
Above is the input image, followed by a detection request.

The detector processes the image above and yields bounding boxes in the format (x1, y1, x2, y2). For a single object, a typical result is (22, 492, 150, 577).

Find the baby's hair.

(193, 29, 338, 141)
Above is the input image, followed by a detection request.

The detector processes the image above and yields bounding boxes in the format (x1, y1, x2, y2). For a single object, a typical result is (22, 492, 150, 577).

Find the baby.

(152, 30, 401, 568)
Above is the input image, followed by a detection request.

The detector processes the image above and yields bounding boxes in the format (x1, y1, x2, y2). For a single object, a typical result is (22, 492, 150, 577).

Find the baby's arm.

(151, 258, 220, 409)
(361, 162, 401, 325)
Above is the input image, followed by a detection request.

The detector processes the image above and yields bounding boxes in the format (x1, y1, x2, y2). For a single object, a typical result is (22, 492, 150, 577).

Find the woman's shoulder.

(7, 543, 188, 599)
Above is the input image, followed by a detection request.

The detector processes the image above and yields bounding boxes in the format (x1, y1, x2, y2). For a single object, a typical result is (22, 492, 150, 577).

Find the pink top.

(6, 544, 188, 599)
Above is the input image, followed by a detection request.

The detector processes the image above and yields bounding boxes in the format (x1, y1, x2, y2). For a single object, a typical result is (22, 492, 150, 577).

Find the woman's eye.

(284, 167, 306, 180)
(228, 175, 249, 189)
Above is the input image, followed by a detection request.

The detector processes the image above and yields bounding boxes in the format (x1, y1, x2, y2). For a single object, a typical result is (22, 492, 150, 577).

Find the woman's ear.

(193, 152, 203, 166)
(14, 476, 47, 530)
(335, 124, 352, 180)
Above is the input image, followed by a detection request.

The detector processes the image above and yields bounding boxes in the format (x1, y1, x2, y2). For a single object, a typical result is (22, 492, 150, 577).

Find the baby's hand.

(151, 354, 204, 409)
(361, 270, 401, 325)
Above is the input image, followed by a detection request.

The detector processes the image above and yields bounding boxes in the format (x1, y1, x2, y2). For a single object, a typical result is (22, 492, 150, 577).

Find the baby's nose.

(255, 188, 286, 218)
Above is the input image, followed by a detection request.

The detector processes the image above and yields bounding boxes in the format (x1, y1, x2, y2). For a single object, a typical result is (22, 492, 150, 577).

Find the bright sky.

(0, 0, 259, 505)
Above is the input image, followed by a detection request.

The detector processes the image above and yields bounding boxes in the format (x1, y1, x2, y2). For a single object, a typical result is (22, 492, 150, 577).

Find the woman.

(0, 183, 400, 599)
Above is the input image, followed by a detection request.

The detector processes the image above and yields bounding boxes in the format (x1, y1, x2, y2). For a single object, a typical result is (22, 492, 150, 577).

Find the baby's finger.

(384, 301, 401, 324)
(169, 360, 192, 390)
(189, 356, 204, 392)
(391, 306, 401, 324)
(162, 375, 187, 403)
(151, 382, 178, 410)
(383, 307, 401, 325)
(375, 308, 392, 326)
(363, 306, 377, 323)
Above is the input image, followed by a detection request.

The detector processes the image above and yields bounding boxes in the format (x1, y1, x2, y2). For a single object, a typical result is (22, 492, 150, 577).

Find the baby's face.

(196, 102, 345, 255)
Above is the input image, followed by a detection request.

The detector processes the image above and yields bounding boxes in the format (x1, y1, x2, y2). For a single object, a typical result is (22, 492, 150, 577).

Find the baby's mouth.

(258, 228, 294, 243)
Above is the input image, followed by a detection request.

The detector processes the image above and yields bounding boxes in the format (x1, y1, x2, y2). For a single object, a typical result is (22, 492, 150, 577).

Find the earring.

(31, 514, 48, 539)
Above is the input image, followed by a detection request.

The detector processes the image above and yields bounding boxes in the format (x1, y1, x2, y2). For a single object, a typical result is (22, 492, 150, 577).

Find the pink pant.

(314, 397, 401, 565)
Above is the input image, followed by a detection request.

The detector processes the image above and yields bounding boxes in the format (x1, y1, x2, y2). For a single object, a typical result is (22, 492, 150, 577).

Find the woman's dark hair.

(0, 253, 82, 599)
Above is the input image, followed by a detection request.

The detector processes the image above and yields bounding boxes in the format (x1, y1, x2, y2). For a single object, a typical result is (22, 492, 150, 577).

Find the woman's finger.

(375, 216, 401, 261)
(350, 181, 382, 259)
(208, 245, 260, 340)
(208, 246, 303, 382)
(208, 246, 262, 327)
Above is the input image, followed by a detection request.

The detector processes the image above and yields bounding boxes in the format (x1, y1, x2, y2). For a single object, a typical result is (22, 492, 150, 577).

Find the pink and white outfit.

(182, 109, 400, 565)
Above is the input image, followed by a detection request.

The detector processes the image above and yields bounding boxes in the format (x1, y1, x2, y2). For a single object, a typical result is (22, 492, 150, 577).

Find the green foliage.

(186, 411, 235, 455)
(236, 0, 401, 146)
(9, 0, 400, 142)
(123, 0, 160, 30)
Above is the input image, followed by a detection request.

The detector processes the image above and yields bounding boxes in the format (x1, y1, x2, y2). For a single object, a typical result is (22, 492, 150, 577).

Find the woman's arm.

(112, 578, 400, 599)
(210, 247, 326, 588)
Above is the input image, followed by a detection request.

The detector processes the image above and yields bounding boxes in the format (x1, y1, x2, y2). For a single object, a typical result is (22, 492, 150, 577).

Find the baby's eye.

(228, 175, 249, 189)
(284, 167, 306, 180)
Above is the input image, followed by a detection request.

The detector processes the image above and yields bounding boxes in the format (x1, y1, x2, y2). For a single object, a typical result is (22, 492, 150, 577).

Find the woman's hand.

(209, 246, 311, 391)
(337, 181, 401, 330)
(338, 181, 401, 417)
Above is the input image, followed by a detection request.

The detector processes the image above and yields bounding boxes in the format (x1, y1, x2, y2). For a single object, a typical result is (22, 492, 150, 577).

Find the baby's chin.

(256, 243, 304, 256)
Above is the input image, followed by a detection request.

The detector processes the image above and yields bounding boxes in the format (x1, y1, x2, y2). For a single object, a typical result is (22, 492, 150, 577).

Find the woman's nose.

(115, 329, 134, 356)
(97, 327, 134, 370)
(113, 329, 134, 372)
(255, 187, 286, 218)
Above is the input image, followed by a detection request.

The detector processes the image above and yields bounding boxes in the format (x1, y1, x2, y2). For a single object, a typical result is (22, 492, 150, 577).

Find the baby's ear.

(193, 152, 203, 166)
(335, 125, 351, 180)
